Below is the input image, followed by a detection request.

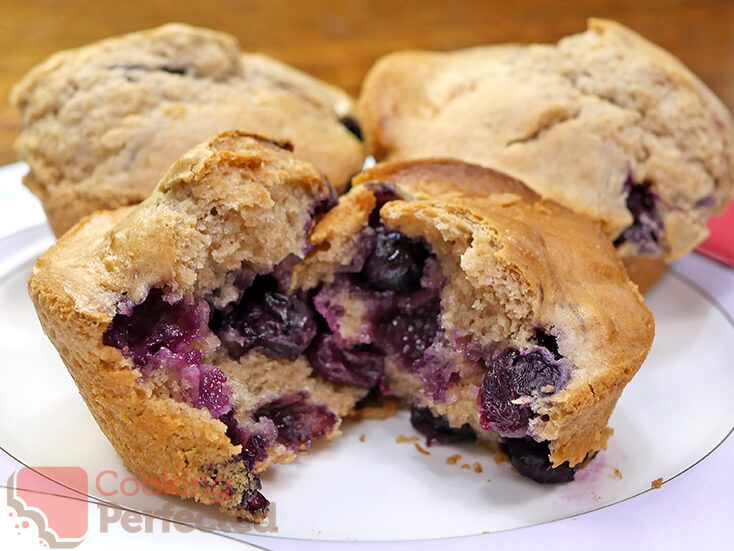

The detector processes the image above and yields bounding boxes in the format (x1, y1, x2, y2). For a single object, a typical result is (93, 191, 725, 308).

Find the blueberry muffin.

(291, 159, 655, 477)
(358, 19, 734, 291)
(28, 132, 360, 522)
(11, 23, 365, 237)
(29, 134, 653, 520)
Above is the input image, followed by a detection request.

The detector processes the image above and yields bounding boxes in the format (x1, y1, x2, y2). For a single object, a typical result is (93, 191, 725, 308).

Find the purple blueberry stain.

(410, 340, 457, 403)
(103, 289, 233, 418)
(477, 346, 570, 438)
(694, 195, 716, 208)
(308, 333, 385, 389)
(410, 406, 476, 446)
(500, 437, 576, 484)
(194, 364, 233, 418)
(103, 288, 205, 366)
(613, 179, 664, 255)
(254, 392, 338, 451)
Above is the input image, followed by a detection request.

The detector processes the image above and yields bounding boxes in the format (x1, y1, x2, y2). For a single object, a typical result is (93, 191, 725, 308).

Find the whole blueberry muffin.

(358, 19, 734, 291)
(12, 24, 365, 237)
(29, 135, 653, 520)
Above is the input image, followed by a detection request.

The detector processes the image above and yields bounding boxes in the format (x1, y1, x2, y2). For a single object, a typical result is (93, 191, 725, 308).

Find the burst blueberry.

(308, 333, 384, 389)
(613, 179, 663, 255)
(500, 437, 576, 483)
(410, 406, 476, 446)
(212, 275, 318, 361)
(254, 392, 338, 451)
(477, 347, 568, 437)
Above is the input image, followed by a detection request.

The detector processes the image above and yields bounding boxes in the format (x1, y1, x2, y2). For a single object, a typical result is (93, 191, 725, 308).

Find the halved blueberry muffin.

(289, 159, 654, 476)
(29, 135, 653, 521)
(28, 131, 362, 522)
(12, 23, 365, 236)
(358, 19, 734, 291)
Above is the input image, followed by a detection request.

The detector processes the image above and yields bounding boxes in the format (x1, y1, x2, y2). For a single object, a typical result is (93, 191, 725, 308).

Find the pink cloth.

(696, 200, 734, 268)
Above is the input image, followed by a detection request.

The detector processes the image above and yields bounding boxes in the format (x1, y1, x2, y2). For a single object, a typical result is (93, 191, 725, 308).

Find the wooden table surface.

(1, 0, 733, 165)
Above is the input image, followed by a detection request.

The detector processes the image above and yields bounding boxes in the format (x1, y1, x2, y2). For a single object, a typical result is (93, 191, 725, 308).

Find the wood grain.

(1, 0, 733, 165)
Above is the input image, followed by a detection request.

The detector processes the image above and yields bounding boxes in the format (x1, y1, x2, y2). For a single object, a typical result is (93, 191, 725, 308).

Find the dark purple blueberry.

(375, 299, 440, 368)
(340, 116, 363, 141)
(365, 183, 399, 224)
(254, 392, 337, 451)
(103, 289, 203, 366)
(410, 406, 476, 446)
(213, 276, 317, 361)
(219, 410, 271, 472)
(533, 329, 562, 360)
(308, 333, 384, 389)
(477, 347, 568, 437)
(240, 491, 270, 514)
(363, 226, 428, 293)
(613, 179, 663, 255)
(500, 437, 576, 484)
(309, 185, 338, 219)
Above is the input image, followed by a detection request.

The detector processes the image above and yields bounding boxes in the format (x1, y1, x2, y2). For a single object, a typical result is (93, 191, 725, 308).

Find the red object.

(696, 200, 734, 268)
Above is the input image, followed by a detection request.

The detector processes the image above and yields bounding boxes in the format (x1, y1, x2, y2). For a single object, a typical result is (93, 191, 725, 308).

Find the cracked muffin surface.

(11, 23, 365, 236)
(358, 19, 734, 289)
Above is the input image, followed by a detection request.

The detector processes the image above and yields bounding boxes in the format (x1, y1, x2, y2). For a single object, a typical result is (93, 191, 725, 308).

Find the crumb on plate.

(493, 452, 509, 465)
(414, 443, 430, 455)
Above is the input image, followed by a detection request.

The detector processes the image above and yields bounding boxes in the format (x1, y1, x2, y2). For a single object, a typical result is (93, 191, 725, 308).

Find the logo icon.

(7, 466, 88, 548)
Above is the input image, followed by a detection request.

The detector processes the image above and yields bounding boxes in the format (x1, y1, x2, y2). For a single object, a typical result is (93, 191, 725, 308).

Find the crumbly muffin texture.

(29, 134, 654, 520)
(12, 23, 365, 236)
(358, 18, 734, 286)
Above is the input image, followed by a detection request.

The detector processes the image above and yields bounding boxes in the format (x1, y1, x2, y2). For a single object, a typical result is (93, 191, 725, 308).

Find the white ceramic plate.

(0, 163, 732, 545)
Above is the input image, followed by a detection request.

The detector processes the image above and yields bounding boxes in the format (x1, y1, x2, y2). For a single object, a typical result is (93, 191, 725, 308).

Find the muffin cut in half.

(290, 159, 655, 479)
(12, 23, 365, 236)
(29, 133, 654, 520)
(358, 19, 734, 292)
